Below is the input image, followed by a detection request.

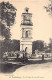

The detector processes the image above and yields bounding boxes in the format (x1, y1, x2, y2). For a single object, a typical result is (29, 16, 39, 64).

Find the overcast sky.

(1, 0, 52, 43)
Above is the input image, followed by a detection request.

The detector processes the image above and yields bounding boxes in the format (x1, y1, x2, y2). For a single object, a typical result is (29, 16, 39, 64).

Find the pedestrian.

(42, 54, 44, 61)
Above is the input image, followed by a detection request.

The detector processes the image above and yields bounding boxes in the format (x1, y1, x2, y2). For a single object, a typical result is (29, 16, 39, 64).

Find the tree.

(0, 1, 17, 58)
(32, 40, 44, 54)
(0, 1, 17, 26)
(1, 40, 20, 52)
(0, 39, 20, 58)
(0, 22, 10, 39)
(0, 1, 17, 39)
(48, 38, 52, 52)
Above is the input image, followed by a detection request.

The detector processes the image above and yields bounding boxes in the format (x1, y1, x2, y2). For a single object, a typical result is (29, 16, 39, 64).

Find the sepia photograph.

(0, 0, 52, 80)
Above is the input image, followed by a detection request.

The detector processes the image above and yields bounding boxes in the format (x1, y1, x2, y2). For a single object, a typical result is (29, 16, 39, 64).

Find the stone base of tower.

(20, 41, 32, 54)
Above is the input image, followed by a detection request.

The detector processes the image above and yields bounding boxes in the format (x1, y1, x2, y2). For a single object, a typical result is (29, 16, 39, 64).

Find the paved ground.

(13, 62, 52, 80)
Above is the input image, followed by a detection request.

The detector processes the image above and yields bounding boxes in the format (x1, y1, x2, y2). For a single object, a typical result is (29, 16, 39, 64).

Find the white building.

(20, 7, 33, 54)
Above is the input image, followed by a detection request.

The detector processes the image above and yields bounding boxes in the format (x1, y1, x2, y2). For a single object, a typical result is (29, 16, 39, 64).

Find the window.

(26, 31, 28, 38)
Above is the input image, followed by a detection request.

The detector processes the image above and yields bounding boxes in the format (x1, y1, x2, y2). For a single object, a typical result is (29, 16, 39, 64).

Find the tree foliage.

(32, 40, 44, 54)
(0, 2, 17, 58)
(0, 1, 17, 26)
(0, 40, 20, 58)
(48, 38, 52, 50)
(0, 22, 10, 39)
(0, 1, 17, 39)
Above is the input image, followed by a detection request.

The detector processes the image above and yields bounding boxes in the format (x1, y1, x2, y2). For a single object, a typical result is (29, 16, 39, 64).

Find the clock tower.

(20, 7, 33, 54)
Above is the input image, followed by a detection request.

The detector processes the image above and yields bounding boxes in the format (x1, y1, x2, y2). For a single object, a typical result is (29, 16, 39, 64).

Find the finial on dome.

(25, 7, 29, 13)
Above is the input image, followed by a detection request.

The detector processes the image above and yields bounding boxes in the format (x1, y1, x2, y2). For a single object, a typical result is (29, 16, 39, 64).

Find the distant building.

(20, 7, 33, 54)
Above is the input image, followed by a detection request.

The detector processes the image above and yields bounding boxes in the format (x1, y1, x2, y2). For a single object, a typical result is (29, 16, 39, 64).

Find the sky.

(1, 0, 52, 43)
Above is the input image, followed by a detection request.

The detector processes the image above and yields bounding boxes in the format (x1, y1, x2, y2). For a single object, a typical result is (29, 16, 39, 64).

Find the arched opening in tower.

(26, 31, 28, 38)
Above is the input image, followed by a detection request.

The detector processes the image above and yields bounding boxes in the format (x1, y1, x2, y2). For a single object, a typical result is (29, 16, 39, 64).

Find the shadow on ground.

(0, 59, 52, 73)
(0, 63, 23, 73)
(27, 59, 52, 64)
